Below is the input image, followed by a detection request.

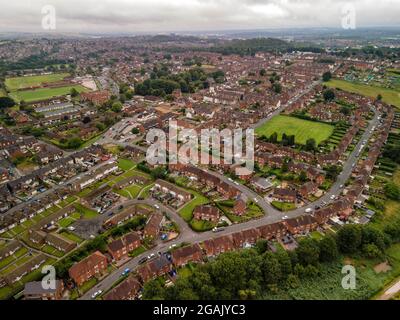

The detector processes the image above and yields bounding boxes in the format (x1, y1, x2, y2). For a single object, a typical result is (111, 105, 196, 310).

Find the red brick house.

(108, 232, 141, 261)
(299, 182, 319, 198)
(233, 198, 247, 216)
(136, 255, 172, 283)
(202, 235, 235, 257)
(69, 251, 108, 286)
(143, 213, 164, 239)
(272, 188, 297, 202)
(103, 277, 141, 300)
(171, 244, 203, 267)
(193, 205, 220, 223)
(284, 215, 318, 235)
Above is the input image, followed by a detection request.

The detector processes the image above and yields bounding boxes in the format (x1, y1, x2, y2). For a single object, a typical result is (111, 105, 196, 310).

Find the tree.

(340, 105, 351, 115)
(361, 225, 386, 251)
(377, 94, 383, 101)
(0, 97, 15, 110)
(111, 102, 122, 113)
(336, 224, 362, 254)
(362, 243, 382, 259)
(82, 116, 91, 124)
(296, 238, 320, 266)
(131, 127, 140, 134)
(272, 83, 282, 94)
(318, 235, 339, 262)
(70, 88, 79, 97)
(269, 132, 278, 143)
(262, 252, 282, 285)
(384, 182, 400, 200)
(259, 69, 266, 76)
(323, 89, 335, 101)
(66, 137, 83, 149)
(322, 71, 332, 82)
(299, 171, 308, 182)
(325, 165, 341, 180)
(305, 138, 317, 151)
(142, 279, 165, 300)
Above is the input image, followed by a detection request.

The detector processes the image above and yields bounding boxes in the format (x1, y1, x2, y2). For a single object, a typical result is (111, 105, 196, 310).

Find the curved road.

(80, 106, 380, 300)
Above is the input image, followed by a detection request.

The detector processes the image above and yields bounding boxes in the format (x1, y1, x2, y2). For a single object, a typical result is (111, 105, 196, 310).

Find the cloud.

(0, 0, 398, 33)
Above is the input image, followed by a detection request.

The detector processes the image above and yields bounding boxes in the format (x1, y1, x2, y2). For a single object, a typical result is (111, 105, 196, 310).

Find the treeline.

(0, 53, 69, 73)
(143, 219, 400, 300)
(135, 66, 224, 97)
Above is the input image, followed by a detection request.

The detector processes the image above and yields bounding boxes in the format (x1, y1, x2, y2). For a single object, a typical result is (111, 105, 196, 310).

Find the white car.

(148, 253, 155, 259)
(282, 215, 289, 220)
(330, 195, 336, 200)
(154, 204, 160, 209)
(91, 290, 102, 299)
(254, 198, 259, 203)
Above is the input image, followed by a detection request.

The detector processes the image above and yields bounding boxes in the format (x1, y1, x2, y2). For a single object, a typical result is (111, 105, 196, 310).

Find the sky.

(0, 0, 399, 34)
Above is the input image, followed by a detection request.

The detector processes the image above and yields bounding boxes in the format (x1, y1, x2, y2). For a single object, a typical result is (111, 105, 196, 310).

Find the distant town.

(0, 30, 399, 301)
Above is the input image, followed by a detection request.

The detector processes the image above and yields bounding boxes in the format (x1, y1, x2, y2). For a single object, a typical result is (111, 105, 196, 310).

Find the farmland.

(255, 115, 334, 145)
(326, 79, 400, 109)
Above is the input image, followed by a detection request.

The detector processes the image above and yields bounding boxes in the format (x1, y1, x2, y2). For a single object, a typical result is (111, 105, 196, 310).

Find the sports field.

(5, 73, 70, 90)
(255, 115, 334, 145)
(9, 85, 88, 103)
(326, 79, 400, 109)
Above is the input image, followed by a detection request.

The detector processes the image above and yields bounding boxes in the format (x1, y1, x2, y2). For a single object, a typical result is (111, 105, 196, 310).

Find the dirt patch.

(374, 261, 392, 273)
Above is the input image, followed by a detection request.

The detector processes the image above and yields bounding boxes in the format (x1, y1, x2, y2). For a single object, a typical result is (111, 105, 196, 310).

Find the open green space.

(73, 203, 99, 219)
(5, 73, 70, 90)
(271, 201, 296, 212)
(255, 115, 334, 145)
(9, 85, 89, 103)
(117, 158, 136, 171)
(178, 191, 210, 222)
(326, 79, 400, 109)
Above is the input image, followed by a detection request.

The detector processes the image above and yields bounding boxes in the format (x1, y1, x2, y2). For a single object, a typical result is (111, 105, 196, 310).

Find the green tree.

(318, 235, 339, 262)
(111, 101, 123, 113)
(384, 182, 400, 200)
(296, 238, 320, 266)
(322, 71, 332, 82)
(323, 89, 335, 101)
(0, 97, 15, 110)
(70, 88, 79, 97)
(336, 224, 362, 254)
(262, 252, 282, 285)
(305, 138, 317, 151)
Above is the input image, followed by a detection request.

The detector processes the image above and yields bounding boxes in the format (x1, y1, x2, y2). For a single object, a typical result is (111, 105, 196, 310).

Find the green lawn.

(190, 219, 216, 232)
(59, 231, 84, 244)
(5, 73, 70, 90)
(117, 159, 136, 171)
(128, 245, 147, 258)
(59, 217, 76, 228)
(271, 201, 296, 212)
(255, 115, 334, 145)
(74, 203, 99, 219)
(326, 79, 400, 109)
(178, 192, 210, 222)
(9, 85, 89, 103)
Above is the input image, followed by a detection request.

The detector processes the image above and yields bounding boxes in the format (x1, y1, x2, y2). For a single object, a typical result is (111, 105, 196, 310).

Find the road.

(80, 90, 381, 300)
(376, 277, 400, 300)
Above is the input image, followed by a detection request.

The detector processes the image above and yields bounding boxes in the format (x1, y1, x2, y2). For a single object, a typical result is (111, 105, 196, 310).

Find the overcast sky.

(0, 0, 399, 34)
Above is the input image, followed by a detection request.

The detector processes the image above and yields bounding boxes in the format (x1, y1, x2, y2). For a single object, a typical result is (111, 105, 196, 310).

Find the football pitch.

(255, 115, 334, 145)
(5, 73, 70, 90)
(9, 85, 89, 103)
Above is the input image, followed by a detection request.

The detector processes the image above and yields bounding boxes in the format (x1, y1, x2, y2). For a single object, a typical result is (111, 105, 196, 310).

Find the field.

(326, 79, 400, 109)
(179, 191, 210, 222)
(9, 85, 88, 103)
(5, 73, 70, 90)
(255, 115, 334, 145)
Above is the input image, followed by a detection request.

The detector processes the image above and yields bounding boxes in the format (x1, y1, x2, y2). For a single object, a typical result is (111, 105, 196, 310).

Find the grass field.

(5, 73, 70, 90)
(255, 115, 334, 145)
(326, 79, 400, 109)
(9, 85, 88, 103)
(179, 191, 210, 222)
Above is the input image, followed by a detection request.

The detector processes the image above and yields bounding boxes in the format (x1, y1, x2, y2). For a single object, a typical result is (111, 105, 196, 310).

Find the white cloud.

(0, 0, 398, 33)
